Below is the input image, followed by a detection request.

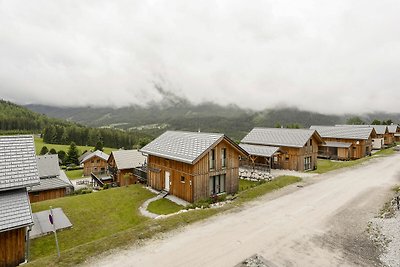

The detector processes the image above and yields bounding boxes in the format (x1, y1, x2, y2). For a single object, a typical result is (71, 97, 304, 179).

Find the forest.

(0, 100, 152, 149)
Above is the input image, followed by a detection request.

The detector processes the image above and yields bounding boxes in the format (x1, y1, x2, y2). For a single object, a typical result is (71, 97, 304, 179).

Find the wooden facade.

(83, 155, 108, 176)
(29, 188, 66, 203)
(0, 227, 26, 267)
(318, 137, 372, 159)
(276, 138, 319, 171)
(107, 154, 137, 186)
(147, 139, 245, 202)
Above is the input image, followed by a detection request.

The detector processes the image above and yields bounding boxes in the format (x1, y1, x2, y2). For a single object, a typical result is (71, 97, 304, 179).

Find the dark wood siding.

(29, 188, 66, 203)
(0, 227, 26, 267)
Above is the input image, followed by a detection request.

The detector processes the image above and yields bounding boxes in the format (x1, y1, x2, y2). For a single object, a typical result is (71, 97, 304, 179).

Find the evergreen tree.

(57, 150, 66, 165)
(39, 146, 49, 155)
(346, 117, 365, 125)
(49, 148, 57, 154)
(66, 142, 80, 166)
(94, 141, 104, 151)
(371, 119, 381, 125)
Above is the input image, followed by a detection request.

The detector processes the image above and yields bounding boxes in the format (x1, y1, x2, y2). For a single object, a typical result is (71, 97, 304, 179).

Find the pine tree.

(39, 146, 49, 155)
(66, 142, 80, 166)
(49, 148, 57, 154)
(94, 141, 104, 152)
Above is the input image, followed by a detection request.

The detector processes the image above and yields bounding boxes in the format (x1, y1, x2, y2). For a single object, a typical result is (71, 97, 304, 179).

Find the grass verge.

(34, 137, 116, 155)
(64, 169, 85, 180)
(311, 147, 396, 174)
(147, 198, 185, 215)
(27, 175, 301, 267)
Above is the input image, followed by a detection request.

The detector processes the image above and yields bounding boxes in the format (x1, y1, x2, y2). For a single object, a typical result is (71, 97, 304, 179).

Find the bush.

(72, 188, 93, 195)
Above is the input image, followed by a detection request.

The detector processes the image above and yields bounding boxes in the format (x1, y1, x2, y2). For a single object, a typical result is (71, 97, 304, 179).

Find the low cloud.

(0, 0, 399, 114)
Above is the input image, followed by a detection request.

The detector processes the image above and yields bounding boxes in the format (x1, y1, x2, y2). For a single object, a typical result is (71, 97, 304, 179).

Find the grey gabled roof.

(109, 150, 146, 170)
(28, 176, 73, 193)
(81, 150, 109, 164)
(37, 155, 60, 178)
(321, 141, 352, 148)
(239, 144, 281, 158)
(310, 126, 375, 140)
(388, 125, 400, 134)
(0, 188, 33, 232)
(0, 135, 40, 191)
(241, 128, 320, 148)
(78, 151, 91, 163)
(140, 131, 225, 164)
(335, 124, 388, 135)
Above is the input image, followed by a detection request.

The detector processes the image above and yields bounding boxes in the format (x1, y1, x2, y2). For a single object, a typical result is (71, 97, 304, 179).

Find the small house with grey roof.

(336, 124, 393, 147)
(0, 135, 40, 266)
(140, 131, 247, 203)
(310, 126, 376, 159)
(80, 150, 109, 176)
(388, 124, 400, 142)
(107, 150, 147, 186)
(240, 128, 324, 171)
(28, 154, 74, 203)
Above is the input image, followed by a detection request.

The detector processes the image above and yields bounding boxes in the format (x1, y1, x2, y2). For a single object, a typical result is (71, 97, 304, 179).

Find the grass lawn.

(239, 179, 261, 192)
(29, 185, 155, 261)
(64, 169, 85, 180)
(311, 147, 396, 174)
(34, 137, 116, 155)
(147, 198, 184, 215)
(27, 175, 301, 267)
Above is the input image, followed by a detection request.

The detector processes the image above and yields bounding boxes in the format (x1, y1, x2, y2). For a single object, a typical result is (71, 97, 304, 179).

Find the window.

(304, 156, 312, 170)
(209, 174, 226, 195)
(285, 155, 290, 161)
(180, 176, 185, 183)
(91, 160, 94, 163)
(221, 148, 227, 168)
(209, 149, 215, 170)
(97, 159, 100, 163)
(309, 139, 312, 146)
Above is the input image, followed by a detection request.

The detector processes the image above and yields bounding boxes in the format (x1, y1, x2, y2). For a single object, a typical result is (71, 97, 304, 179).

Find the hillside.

(0, 100, 152, 149)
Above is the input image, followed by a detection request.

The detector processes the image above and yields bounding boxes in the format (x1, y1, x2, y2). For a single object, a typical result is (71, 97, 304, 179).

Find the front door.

(164, 171, 170, 191)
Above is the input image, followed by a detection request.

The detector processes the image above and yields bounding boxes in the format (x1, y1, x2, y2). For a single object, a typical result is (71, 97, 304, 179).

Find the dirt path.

(86, 154, 400, 267)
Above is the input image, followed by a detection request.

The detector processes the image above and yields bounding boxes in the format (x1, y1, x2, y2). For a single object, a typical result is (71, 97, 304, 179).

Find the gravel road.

(86, 153, 400, 267)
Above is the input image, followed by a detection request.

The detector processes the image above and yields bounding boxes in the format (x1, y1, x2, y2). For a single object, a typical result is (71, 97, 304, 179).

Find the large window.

(304, 156, 312, 170)
(209, 149, 215, 170)
(209, 174, 226, 195)
(221, 148, 227, 168)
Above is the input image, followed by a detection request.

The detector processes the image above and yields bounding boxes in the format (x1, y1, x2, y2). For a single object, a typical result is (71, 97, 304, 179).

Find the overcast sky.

(0, 0, 399, 114)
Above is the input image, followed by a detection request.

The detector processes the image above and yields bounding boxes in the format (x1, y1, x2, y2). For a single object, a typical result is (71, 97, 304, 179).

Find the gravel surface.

(370, 202, 400, 267)
(85, 154, 400, 267)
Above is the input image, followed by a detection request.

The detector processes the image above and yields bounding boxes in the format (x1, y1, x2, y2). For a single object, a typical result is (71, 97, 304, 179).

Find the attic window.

(181, 176, 185, 183)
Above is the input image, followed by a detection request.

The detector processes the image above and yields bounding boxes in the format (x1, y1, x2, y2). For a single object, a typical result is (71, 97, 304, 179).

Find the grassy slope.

(30, 185, 155, 260)
(34, 137, 116, 155)
(64, 169, 85, 179)
(147, 198, 184, 215)
(312, 147, 396, 174)
(27, 176, 301, 267)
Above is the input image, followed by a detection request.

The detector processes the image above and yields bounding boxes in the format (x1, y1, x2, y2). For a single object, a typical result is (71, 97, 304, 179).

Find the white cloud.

(0, 0, 399, 114)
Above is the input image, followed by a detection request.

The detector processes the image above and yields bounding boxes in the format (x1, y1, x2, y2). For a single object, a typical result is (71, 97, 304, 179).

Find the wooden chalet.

(28, 155, 74, 203)
(108, 150, 146, 186)
(388, 124, 400, 142)
(240, 128, 324, 171)
(140, 131, 248, 203)
(0, 135, 40, 267)
(80, 150, 109, 176)
(310, 126, 376, 159)
(336, 125, 394, 147)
